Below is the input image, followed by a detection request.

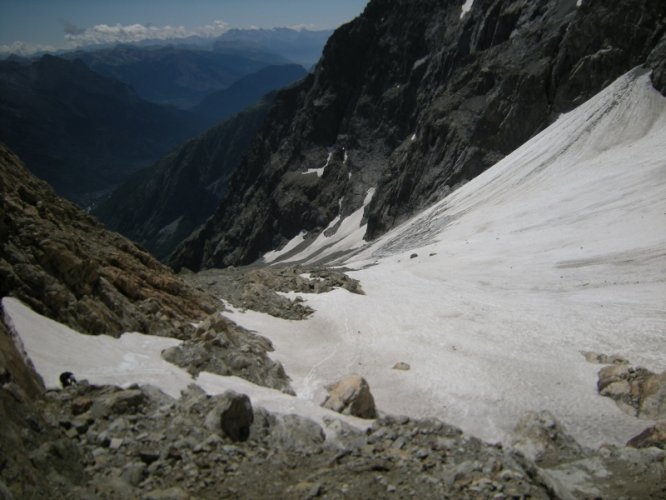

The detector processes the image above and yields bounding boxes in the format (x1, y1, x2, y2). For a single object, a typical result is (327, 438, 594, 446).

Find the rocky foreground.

(2, 362, 665, 499)
(2, 264, 665, 499)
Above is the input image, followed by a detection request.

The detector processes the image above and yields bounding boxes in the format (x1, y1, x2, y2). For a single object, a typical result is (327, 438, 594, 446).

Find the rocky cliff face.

(0, 143, 216, 338)
(170, 0, 666, 271)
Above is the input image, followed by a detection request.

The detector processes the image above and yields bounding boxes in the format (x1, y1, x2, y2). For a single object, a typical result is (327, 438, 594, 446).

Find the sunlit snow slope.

(240, 68, 666, 446)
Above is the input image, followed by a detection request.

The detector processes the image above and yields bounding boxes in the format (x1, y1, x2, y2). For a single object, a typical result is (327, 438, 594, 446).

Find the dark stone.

(204, 391, 254, 442)
(139, 450, 161, 465)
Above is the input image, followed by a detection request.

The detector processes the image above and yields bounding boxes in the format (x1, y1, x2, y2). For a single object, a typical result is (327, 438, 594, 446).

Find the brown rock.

(322, 374, 377, 419)
(392, 362, 411, 371)
(627, 421, 666, 449)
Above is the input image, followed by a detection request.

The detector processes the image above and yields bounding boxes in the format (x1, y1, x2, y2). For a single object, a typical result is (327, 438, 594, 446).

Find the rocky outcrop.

(508, 410, 586, 467)
(597, 363, 666, 419)
(171, 0, 666, 271)
(1, 144, 293, 392)
(6, 380, 663, 498)
(0, 144, 217, 338)
(322, 374, 377, 419)
(204, 391, 254, 442)
(183, 265, 363, 320)
(160, 313, 293, 393)
(628, 421, 666, 450)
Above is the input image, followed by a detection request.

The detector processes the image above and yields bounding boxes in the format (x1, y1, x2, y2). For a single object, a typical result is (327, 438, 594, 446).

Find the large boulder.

(508, 410, 585, 467)
(321, 374, 376, 419)
(597, 364, 666, 419)
(204, 391, 254, 442)
(627, 421, 666, 450)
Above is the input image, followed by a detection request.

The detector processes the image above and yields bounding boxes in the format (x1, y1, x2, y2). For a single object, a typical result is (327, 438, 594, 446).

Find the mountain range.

(1, 0, 666, 497)
(65, 43, 289, 108)
(0, 55, 207, 206)
(92, 95, 278, 259)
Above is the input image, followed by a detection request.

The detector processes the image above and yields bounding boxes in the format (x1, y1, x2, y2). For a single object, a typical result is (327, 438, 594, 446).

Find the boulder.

(508, 411, 584, 467)
(204, 391, 253, 442)
(627, 421, 666, 450)
(597, 364, 666, 418)
(322, 374, 376, 419)
(392, 362, 410, 371)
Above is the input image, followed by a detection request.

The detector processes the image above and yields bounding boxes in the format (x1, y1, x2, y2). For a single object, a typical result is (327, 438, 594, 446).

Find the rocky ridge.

(0, 144, 290, 393)
(0, 143, 216, 338)
(170, 0, 666, 271)
(183, 265, 363, 320)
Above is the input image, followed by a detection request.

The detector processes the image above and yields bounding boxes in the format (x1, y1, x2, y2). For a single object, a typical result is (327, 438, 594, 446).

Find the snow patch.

(1, 297, 370, 432)
(279, 188, 375, 265)
(461, 0, 475, 18)
(303, 152, 333, 177)
(263, 231, 307, 263)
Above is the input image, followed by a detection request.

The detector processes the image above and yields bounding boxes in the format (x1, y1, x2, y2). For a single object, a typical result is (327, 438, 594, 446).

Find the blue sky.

(0, 0, 369, 53)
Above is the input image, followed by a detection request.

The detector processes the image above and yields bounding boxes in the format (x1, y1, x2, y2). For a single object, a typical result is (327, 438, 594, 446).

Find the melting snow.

(1, 297, 370, 433)
(233, 69, 666, 447)
(303, 152, 333, 177)
(278, 188, 375, 265)
(461, 0, 475, 18)
(262, 231, 307, 263)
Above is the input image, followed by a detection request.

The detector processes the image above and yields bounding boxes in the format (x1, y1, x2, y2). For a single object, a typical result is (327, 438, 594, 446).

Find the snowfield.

(1, 297, 371, 435)
(3, 68, 665, 448)
(238, 68, 666, 447)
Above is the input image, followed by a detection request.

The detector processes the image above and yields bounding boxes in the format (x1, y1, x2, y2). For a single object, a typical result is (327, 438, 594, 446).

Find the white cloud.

(286, 24, 319, 31)
(64, 20, 229, 47)
(0, 41, 58, 56)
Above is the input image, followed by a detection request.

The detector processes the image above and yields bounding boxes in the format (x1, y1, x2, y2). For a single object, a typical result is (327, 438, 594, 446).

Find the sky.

(0, 0, 369, 54)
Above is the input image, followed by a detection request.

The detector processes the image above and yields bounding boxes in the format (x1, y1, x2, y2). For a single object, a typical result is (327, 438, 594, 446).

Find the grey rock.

(121, 462, 147, 487)
(204, 391, 254, 442)
(508, 410, 585, 467)
(144, 487, 189, 500)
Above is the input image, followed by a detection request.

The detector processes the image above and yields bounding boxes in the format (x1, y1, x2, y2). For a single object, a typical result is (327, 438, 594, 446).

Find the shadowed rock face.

(170, 0, 666, 271)
(0, 143, 219, 338)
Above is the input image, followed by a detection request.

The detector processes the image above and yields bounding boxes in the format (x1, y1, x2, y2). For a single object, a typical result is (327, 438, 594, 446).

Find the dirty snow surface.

(4, 69, 665, 449)
(241, 69, 665, 447)
(1, 297, 370, 433)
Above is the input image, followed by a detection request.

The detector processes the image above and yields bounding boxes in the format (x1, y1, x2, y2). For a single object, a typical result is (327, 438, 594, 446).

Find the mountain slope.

(192, 64, 307, 125)
(215, 28, 333, 68)
(68, 44, 288, 107)
(0, 55, 207, 205)
(170, 0, 666, 271)
(93, 95, 276, 259)
(223, 68, 666, 447)
(0, 143, 216, 336)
